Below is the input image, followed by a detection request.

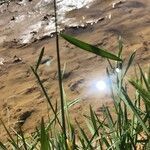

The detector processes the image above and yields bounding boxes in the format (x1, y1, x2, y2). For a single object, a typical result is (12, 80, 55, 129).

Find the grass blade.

(19, 128, 28, 150)
(120, 87, 150, 135)
(40, 118, 50, 150)
(0, 119, 20, 149)
(35, 47, 44, 72)
(123, 51, 136, 77)
(0, 141, 7, 150)
(118, 36, 123, 58)
(76, 120, 93, 149)
(138, 65, 150, 91)
(129, 80, 150, 106)
(60, 33, 122, 61)
(31, 66, 62, 129)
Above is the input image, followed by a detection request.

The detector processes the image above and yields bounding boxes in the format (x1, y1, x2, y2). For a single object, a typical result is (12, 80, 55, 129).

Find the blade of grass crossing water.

(89, 106, 102, 148)
(86, 124, 103, 150)
(148, 65, 150, 84)
(0, 141, 7, 150)
(78, 136, 86, 149)
(95, 115, 112, 148)
(90, 106, 99, 136)
(46, 98, 81, 132)
(118, 37, 123, 58)
(31, 66, 62, 129)
(19, 128, 28, 150)
(35, 47, 44, 72)
(60, 33, 122, 61)
(123, 51, 136, 77)
(54, 0, 67, 146)
(0, 119, 20, 149)
(76, 120, 93, 149)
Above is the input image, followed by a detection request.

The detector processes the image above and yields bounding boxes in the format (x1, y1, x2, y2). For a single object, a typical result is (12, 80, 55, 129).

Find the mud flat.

(0, 0, 150, 141)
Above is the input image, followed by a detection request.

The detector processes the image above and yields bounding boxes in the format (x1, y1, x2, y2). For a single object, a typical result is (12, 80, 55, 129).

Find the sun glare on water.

(95, 80, 107, 91)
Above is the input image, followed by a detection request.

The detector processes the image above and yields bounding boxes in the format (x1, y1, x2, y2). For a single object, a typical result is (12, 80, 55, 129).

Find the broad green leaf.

(60, 33, 122, 61)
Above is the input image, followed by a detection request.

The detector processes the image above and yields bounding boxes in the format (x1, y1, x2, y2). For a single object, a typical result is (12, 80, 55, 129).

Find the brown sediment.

(0, 0, 150, 142)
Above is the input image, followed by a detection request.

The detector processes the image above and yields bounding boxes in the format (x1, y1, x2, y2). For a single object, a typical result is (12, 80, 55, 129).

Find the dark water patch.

(15, 110, 34, 131)
(123, 1, 145, 8)
(64, 25, 94, 36)
(105, 25, 133, 39)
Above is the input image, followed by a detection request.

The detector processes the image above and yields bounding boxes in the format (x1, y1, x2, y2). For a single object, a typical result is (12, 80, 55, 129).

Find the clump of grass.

(0, 0, 150, 149)
(0, 37, 149, 149)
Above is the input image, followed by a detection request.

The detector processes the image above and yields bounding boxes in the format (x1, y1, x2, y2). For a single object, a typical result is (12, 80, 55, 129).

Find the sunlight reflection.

(87, 76, 111, 98)
(96, 80, 107, 91)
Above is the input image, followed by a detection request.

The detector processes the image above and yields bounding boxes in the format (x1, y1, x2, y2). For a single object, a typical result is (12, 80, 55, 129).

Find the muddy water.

(0, 0, 149, 142)
(0, 0, 149, 47)
(0, 0, 98, 45)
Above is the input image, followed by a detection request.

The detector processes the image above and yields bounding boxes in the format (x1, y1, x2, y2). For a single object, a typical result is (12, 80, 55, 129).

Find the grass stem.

(53, 0, 67, 148)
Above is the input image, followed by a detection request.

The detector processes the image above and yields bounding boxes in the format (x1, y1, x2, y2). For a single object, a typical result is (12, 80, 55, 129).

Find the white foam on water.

(18, 0, 28, 5)
(35, 0, 52, 8)
(0, 36, 6, 44)
(15, 14, 26, 23)
(0, 58, 4, 65)
(19, 0, 95, 44)
(58, 0, 94, 12)
(20, 22, 42, 44)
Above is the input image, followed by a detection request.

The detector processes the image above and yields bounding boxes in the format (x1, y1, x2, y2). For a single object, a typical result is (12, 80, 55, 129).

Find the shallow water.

(0, 0, 97, 45)
(0, 0, 149, 46)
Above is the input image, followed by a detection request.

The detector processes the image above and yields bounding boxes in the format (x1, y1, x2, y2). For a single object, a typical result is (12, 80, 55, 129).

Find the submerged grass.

(0, 0, 150, 149)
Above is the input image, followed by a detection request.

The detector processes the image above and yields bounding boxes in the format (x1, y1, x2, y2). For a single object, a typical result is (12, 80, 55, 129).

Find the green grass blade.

(0, 119, 20, 149)
(19, 128, 28, 150)
(86, 125, 102, 149)
(35, 47, 45, 72)
(46, 98, 81, 132)
(40, 118, 50, 150)
(60, 33, 122, 61)
(118, 36, 123, 58)
(148, 65, 150, 84)
(0, 141, 7, 150)
(120, 87, 150, 135)
(123, 51, 136, 77)
(103, 106, 120, 149)
(69, 124, 76, 150)
(90, 106, 99, 136)
(129, 80, 150, 106)
(138, 65, 150, 91)
(31, 66, 62, 129)
(76, 120, 93, 149)
(78, 136, 86, 149)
